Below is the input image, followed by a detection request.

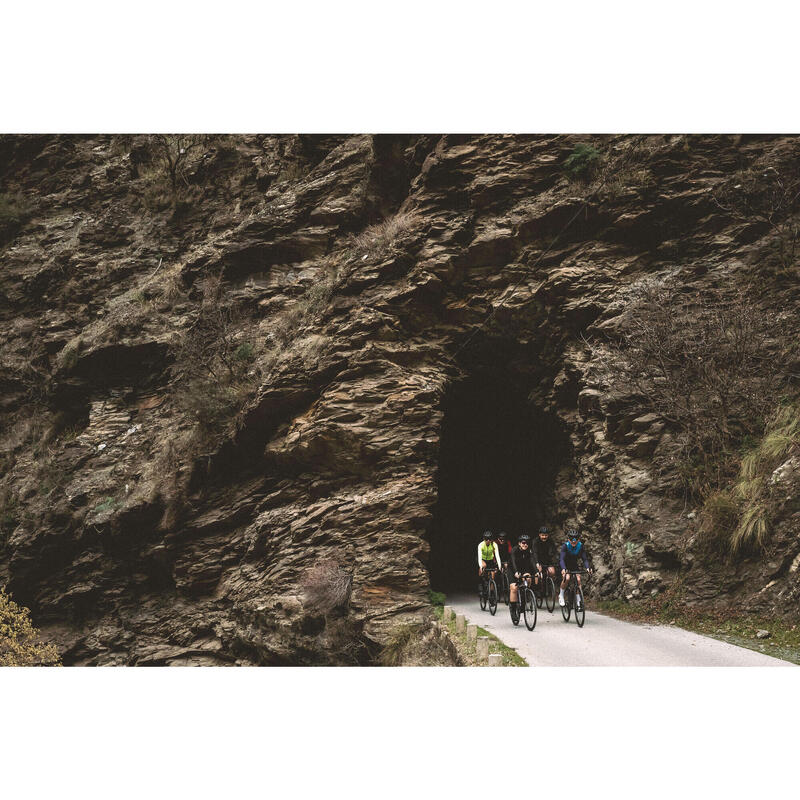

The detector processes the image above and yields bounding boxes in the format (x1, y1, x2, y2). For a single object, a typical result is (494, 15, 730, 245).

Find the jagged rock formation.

(1, 134, 799, 664)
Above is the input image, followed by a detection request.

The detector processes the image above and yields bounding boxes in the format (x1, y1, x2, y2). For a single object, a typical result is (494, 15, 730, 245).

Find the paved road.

(447, 593, 795, 666)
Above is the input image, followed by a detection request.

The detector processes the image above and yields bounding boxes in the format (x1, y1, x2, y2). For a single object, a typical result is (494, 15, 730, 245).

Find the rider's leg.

(510, 582, 518, 603)
(559, 571, 567, 605)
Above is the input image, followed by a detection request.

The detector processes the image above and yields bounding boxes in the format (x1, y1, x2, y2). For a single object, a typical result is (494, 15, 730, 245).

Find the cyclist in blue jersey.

(559, 529, 591, 607)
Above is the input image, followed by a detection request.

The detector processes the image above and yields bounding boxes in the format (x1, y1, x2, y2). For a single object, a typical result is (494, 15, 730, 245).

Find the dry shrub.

(380, 621, 462, 666)
(171, 272, 259, 437)
(714, 162, 800, 272)
(301, 558, 353, 614)
(147, 134, 209, 201)
(599, 281, 797, 481)
(0, 586, 60, 666)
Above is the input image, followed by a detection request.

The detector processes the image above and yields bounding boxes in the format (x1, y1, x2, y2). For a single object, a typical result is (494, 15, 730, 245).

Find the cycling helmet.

(538, 525, 550, 535)
(567, 528, 580, 541)
(483, 530, 493, 541)
(518, 534, 531, 544)
(497, 531, 507, 540)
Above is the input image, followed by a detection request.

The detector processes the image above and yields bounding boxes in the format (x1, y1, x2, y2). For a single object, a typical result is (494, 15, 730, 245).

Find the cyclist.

(478, 530, 501, 597)
(533, 525, 558, 590)
(559, 529, 591, 607)
(495, 531, 512, 594)
(510, 533, 536, 608)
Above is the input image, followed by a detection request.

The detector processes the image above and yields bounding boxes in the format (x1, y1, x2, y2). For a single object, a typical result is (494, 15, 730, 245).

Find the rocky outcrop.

(1, 133, 799, 664)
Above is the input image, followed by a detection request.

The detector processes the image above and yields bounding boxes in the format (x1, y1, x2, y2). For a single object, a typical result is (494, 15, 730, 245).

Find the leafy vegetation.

(0, 192, 31, 245)
(94, 496, 118, 514)
(427, 590, 446, 607)
(0, 586, 61, 666)
(563, 143, 600, 180)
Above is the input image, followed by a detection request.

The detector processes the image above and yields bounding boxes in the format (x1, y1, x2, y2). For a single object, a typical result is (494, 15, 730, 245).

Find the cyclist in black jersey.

(495, 531, 512, 593)
(509, 534, 536, 608)
(533, 525, 558, 590)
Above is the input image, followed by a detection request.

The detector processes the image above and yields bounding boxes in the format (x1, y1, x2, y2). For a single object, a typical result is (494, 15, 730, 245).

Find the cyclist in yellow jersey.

(477, 530, 501, 597)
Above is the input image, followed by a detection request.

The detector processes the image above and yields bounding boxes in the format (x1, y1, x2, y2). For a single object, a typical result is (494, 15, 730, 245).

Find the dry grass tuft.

(346, 211, 420, 261)
(380, 621, 462, 666)
(699, 403, 800, 556)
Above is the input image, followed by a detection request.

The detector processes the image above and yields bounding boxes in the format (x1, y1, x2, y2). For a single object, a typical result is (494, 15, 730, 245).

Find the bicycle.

(497, 566, 510, 606)
(509, 573, 537, 631)
(534, 567, 557, 613)
(561, 569, 589, 627)
(479, 568, 499, 616)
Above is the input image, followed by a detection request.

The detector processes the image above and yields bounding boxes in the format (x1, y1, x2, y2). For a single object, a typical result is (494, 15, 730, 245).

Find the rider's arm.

(510, 546, 518, 575)
(492, 542, 501, 565)
(559, 544, 567, 570)
(478, 542, 483, 569)
(582, 546, 590, 570)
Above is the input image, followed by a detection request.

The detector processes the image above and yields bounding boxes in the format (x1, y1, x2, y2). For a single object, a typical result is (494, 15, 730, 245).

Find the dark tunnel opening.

(429, 376, 571, 592)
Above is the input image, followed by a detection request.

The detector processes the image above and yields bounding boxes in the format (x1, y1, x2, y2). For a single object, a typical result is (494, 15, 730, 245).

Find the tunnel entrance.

(429, 376, 570, 592)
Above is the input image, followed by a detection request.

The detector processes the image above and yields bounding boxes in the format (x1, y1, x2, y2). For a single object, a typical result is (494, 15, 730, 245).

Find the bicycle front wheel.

(575, 587, 585, 628)
(535, 579, 543, 609)
(561, 590, 571, 622)
(488, 580, 498, 616)
(545, 577, 556, 613)
(523, 589, 537, 631)
(479, 580, 487, 610)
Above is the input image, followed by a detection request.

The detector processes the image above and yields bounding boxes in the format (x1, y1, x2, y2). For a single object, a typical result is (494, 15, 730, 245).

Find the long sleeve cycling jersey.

(533, 537, 557, 566)
(559, 541, 590, 571)
(478, 541, 501, 569)
(511, 545, 536, 576)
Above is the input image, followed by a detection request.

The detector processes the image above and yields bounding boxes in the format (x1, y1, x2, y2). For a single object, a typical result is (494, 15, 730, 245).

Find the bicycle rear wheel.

(501, 572, 509, 605)
(545, 577, 556, 613)
(561, 589, 571, 622)
(488, 580, 498, 616)
(523, 589, 537, 631)
(575, 587, 585, 627)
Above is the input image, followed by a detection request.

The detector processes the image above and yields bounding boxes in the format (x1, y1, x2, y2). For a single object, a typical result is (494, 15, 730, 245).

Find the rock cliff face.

(1, 134, 799, 664)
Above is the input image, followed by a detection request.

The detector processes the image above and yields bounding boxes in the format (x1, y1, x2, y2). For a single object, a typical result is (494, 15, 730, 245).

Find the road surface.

(447, 593, 794, 666)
